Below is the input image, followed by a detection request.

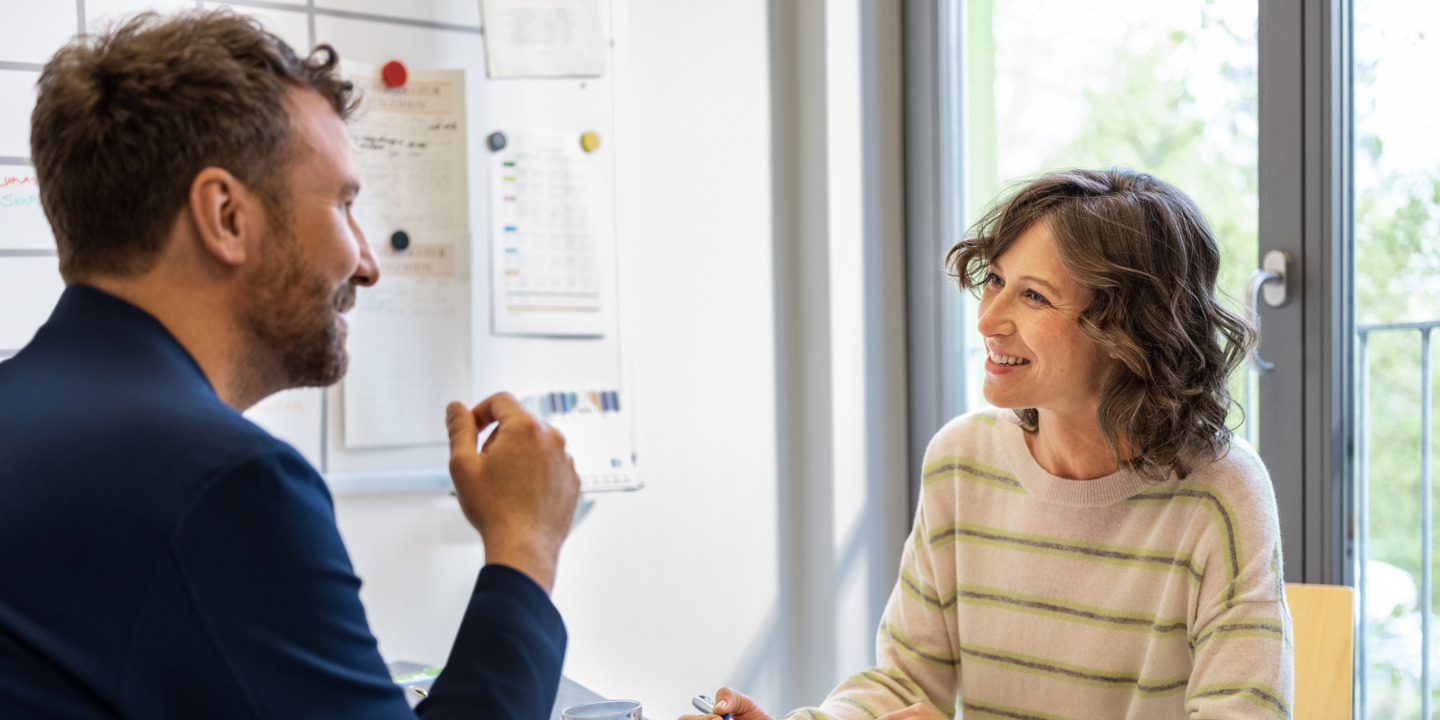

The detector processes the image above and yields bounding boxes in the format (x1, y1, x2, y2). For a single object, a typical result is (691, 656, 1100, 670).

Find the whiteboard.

(0, 0, 635, 494)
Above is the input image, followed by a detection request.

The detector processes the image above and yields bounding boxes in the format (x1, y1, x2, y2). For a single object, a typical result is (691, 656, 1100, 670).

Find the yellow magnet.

(580, 131, 601, 153)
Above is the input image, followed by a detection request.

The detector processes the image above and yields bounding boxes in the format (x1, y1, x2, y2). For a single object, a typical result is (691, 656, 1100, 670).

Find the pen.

(692, 693, 733, 720)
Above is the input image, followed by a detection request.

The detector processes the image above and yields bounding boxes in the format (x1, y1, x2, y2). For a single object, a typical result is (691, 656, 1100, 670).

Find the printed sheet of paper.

(490, 130, 606, 337)
(522, 389, 638, 491)
(0, 168, 53, 250)
(344, 234, 471, 448)
(479, 0, 606, 78)
(244, 388, 324, 468)
(347, 70, 469, 235)
(341, 64, 472, 449)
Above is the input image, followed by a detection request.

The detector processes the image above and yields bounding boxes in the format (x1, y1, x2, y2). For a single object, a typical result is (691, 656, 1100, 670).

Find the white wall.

(552, 0, 782, 715)
(336, 3, 784, 720)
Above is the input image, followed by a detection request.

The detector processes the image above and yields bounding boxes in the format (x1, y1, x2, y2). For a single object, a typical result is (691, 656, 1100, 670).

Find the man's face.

(241, 88, 377, 389)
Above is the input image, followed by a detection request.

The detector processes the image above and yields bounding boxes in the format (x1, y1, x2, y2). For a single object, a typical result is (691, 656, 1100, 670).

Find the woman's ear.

(188, 167, 261, 267)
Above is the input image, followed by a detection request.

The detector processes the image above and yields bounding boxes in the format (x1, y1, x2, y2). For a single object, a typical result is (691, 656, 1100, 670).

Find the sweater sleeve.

(785, 502, 960, 720)
(1183, 463, 1294, 720)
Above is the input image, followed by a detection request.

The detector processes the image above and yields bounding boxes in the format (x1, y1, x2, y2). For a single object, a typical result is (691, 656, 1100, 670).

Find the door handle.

(1244, 250, 1290, 373)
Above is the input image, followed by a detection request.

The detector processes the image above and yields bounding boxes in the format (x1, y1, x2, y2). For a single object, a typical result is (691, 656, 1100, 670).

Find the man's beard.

(241, 218, 356, 390)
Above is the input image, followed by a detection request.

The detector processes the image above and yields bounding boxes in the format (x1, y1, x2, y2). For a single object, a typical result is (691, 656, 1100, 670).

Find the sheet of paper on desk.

(490, 130, 607, 337)
(479, 0, 606, 78)
(244, 388, 324, 468)
(343, 236, 471, 448)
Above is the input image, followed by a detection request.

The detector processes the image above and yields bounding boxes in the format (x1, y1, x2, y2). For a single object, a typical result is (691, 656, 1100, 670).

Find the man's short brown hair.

(31, 9, 358, 281)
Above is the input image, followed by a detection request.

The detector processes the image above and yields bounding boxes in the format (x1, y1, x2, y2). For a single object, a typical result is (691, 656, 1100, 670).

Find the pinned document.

(341, 63, 473, 449)
(489, 130, 608, 337)
(480, 0, 607, 78)
(346, 67, 470, 235)
(343, 233, 472, 449)
(0, 169, 53, 250)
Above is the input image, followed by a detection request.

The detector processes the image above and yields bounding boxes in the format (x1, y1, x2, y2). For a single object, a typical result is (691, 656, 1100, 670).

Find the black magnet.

(487, 131, 507, 151)
(390, 230, 410, 251)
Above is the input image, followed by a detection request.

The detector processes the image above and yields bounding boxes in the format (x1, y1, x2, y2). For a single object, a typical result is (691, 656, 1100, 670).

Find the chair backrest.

(1286, 583, 1355, 720)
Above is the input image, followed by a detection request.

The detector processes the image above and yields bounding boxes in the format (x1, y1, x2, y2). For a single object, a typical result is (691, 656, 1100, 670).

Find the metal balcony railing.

(1355, 319, 1438, 718)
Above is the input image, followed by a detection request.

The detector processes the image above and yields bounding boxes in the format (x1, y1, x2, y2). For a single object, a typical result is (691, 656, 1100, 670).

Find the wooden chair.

(1286, 583, 1355, 720)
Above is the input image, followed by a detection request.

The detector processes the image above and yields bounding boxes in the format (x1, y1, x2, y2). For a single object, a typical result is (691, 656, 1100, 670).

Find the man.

(0, 10, 580, 719)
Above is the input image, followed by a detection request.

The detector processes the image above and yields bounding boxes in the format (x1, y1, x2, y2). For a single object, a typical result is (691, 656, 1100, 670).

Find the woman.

(686, 169, 1292, 720)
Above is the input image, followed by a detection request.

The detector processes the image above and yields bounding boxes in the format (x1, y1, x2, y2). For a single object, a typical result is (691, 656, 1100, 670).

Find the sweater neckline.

(992, 412, 1155, 507)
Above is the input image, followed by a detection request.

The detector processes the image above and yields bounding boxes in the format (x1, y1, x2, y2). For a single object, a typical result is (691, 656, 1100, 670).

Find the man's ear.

(188, 167, 262, 267)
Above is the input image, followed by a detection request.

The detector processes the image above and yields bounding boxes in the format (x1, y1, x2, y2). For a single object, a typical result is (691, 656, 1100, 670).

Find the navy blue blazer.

(0, 286, 566, 719)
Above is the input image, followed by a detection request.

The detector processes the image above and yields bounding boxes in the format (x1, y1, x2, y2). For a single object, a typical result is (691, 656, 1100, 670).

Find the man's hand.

(445, 393, 581, 593)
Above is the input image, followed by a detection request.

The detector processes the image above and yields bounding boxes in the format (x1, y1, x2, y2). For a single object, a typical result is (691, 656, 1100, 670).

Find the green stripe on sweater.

(899, 568, 952, 611)
(834, 696, 879, 719)
(849, 667, 922, 694)
(785, 708, 833, 720)
(1187, 682, 1291, 719)
(843, 669, 954, 719)
(952, 584, 1188, 638)
(928, 522, 1204, 586)
(1123, 484, 1246, 607)
(1192, 617, 1290, 652)
(922, 456, 1025, 493)
(956, 641, 1188, 696)
(961, 700, 1085, 720)
(881, 621, 960, 668)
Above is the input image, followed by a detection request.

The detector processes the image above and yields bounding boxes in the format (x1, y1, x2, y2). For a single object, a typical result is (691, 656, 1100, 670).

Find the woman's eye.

(984, 272, 1003, 288)
(1024, 289, 1050, 305)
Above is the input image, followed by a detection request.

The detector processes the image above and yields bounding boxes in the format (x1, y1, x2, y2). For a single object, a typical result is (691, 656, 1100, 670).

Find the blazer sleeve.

(117, 448, 565, 720)
(417, 565, 567, 720)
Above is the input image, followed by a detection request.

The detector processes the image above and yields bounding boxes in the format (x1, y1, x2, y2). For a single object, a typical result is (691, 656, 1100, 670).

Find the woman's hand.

(675, 687, 774, 720)
(876, 704, 949, 720)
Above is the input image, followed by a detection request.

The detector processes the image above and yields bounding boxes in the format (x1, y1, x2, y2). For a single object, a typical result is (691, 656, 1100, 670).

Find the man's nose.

(352, 223, 380, 287)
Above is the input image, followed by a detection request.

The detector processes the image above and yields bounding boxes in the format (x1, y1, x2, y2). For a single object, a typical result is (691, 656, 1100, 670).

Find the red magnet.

(382, 60, 408, 88)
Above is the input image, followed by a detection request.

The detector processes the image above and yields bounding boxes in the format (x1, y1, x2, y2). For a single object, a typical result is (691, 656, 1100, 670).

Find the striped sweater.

(790, 409, 1293, 720)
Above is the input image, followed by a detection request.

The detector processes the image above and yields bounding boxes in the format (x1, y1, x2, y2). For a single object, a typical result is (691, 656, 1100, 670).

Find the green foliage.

(978, 0, 1261, 433)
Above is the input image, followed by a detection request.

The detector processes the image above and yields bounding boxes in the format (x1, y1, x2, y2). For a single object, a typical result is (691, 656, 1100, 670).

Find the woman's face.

(976, 221, 1116, 420)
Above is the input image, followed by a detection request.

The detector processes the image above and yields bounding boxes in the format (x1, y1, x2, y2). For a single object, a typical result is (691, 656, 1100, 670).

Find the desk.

(551, 675, 609, 720)
(395, 664, 608, 720)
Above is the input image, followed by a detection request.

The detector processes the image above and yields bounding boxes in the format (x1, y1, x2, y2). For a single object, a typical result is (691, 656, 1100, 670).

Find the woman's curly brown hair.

(946, 168, 1257, 480)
